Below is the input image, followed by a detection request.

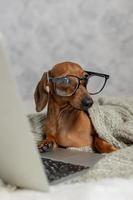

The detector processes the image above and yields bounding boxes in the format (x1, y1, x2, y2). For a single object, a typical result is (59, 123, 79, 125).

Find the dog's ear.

(34, 72, 49, 112)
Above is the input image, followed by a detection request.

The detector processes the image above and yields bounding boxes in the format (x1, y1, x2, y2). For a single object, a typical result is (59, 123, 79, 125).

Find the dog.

(34, 61, 117, 153)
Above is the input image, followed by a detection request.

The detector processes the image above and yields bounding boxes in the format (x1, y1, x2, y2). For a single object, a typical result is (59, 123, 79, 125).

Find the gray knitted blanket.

(89, 96, 133, 149)
(28, 96, 133, 180)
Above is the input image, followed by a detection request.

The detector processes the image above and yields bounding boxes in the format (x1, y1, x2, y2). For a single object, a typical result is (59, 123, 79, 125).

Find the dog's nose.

(82, 97, 93, 111)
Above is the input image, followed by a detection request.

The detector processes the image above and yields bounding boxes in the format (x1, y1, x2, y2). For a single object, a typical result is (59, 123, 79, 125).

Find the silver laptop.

(0, 34, 103, 192)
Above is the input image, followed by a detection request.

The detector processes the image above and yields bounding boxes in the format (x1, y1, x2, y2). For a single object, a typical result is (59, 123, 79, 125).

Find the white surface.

(0, 178, 133, 200)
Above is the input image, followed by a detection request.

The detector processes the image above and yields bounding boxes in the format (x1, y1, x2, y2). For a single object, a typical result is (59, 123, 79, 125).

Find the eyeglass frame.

(48, 71, 110, 96)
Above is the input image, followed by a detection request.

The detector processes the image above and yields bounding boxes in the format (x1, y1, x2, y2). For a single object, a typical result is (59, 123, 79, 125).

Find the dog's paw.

(38, 140, 54, 153)
(94, 136, 118, 153)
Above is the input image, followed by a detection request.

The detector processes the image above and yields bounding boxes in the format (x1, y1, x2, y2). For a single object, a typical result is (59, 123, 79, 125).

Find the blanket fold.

(88, 96, 133, 149)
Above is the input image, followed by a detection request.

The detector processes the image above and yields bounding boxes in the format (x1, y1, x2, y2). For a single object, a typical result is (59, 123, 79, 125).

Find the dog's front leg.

(38, 135, 58, 153)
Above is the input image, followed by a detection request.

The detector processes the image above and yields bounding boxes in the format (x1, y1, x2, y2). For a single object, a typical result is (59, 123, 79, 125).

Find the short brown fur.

(34, 61, 117, 153)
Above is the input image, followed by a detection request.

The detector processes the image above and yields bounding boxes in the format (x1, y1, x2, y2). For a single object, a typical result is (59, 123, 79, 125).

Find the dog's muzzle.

(81, 97, 93, 111)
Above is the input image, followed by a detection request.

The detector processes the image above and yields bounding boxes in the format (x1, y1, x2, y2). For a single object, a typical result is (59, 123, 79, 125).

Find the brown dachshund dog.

(34, 61, 117, 153)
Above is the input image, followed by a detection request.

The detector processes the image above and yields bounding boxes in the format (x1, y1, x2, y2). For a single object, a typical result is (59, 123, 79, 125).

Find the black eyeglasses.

(48, 71, 109, 97)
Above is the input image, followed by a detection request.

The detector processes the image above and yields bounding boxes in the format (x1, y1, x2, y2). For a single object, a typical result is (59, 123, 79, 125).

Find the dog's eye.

(84, 74, 89, 79)
(56, 77, 70, 85)
(62, 77, 70, 84)
(81, 76, 88, 86)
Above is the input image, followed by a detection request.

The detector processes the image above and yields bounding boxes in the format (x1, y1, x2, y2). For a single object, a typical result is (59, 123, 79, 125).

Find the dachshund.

(34, 61, 117, 153)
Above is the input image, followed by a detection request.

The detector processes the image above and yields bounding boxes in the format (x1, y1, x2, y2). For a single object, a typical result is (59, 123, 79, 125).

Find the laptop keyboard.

(41, 158, 89, 183)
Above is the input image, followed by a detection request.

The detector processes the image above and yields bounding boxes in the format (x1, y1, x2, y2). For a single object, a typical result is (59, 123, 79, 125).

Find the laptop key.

(41, 158, 89, 183)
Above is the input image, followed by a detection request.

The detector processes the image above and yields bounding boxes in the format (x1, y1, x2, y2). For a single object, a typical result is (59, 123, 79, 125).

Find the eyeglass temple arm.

(85, 71, 109, 79)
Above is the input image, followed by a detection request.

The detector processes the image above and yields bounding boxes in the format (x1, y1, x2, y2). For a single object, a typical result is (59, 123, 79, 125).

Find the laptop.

(0, 34, 103, 192)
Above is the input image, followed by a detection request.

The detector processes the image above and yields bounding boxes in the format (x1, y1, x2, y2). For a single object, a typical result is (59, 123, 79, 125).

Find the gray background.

(0, 0, 133, 112)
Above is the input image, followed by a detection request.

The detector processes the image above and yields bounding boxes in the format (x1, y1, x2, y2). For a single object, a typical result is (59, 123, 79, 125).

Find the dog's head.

(34, 62, 93, 112)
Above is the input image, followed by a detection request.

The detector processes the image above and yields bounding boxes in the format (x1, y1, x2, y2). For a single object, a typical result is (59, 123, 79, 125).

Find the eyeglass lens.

(86, 75, 106, 94)
(55, 76, 79, 96)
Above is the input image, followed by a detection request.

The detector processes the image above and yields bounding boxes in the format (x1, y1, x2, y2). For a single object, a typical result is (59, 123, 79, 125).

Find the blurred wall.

(0, 0, 133, 112)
